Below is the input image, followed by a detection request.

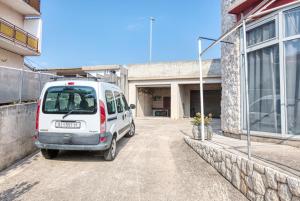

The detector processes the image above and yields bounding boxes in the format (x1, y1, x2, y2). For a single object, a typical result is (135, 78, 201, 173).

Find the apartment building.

(0, 0, 42, 68)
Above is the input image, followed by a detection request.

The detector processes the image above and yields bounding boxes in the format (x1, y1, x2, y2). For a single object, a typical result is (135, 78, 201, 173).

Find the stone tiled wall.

(221, 0, 242, 134)
(185, 137, 300, 201)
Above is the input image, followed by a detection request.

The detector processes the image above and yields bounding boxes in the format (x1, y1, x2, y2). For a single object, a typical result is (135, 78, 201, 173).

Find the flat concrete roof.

(127, 59, 221, 81)
(82, 65, 123, 71)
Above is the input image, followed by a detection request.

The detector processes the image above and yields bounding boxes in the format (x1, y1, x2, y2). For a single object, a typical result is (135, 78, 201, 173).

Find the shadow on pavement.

(53, 135, 132, 162)
(0, 181, 39, 201)
(0, 152, 40, 178)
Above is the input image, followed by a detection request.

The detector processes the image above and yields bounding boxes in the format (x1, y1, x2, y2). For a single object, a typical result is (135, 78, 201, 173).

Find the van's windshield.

(42, 86, 97, 114)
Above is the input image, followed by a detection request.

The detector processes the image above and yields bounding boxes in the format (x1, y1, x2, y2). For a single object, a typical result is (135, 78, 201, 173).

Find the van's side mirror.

(130, 104, 136, 109)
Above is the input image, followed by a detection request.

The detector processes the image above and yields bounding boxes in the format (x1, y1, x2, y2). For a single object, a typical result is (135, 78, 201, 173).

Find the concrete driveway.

(0, 118, 246, 201)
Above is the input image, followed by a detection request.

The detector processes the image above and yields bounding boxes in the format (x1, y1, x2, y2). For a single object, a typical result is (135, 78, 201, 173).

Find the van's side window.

(105, 90, 116, 115)
(121, 94, 129, 111)
(114, 92, 124, 113)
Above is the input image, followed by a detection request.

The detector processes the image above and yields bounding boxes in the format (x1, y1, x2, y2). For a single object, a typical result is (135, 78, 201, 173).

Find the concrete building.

(47, 65, 129, 97)
(0, 0, 42, 68)
(221, 0, 300, 142)
(49, 60, 222, 120)
(128, 60, 221, 119)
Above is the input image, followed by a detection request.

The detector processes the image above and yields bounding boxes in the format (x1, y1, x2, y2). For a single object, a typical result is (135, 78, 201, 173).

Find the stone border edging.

(184, 136, 300, 201)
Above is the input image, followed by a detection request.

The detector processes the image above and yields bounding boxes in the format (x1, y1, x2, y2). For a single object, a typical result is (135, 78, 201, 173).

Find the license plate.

(55, 121, 81, 129)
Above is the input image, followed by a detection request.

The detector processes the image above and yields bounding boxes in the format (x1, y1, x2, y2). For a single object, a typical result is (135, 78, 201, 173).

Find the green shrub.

(191, 113, 213, 126)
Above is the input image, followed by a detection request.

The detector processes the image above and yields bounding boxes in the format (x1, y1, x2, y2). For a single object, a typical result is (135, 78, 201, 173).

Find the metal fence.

(0, 66, 56, 104)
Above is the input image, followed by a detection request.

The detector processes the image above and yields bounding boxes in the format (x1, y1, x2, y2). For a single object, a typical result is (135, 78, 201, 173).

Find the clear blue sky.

(28, 0, 221, 68)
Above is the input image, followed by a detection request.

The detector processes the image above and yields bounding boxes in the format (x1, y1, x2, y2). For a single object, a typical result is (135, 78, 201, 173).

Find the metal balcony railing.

(0, 17, 39, 53)
(23, 0, 40, 13)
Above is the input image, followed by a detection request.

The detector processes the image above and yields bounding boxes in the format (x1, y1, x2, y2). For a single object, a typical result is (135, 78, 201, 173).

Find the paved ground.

(0, 118, 246, 201)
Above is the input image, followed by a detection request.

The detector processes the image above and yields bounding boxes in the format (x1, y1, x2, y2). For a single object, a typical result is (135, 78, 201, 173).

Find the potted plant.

(191, 113, 213, 140)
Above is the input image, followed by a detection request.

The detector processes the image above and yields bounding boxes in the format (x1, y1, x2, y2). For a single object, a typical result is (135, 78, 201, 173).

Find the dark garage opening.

(190, 90, 221, 118)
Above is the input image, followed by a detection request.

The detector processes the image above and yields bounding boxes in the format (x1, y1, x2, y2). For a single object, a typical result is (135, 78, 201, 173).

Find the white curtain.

(247, 45, 281, 133)
(247, 21, 275, 46)
(285, 8, 300, 135)
(285, 39, 300, 134)
(285, 7, 300, 37)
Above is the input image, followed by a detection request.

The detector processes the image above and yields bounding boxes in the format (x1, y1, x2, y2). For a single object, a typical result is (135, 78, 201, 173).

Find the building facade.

(128, 60, 221, 119)
(0, 0, 42, 68)
(48, 60, 221, 120)
(47, 65, 129, 97)
(221, 0, 300, 141)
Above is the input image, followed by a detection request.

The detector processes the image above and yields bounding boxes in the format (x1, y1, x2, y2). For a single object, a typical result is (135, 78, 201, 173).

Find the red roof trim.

(265, 0, 295, 10)
(229, 0, 262, 14)
(229, 0, 297, 15)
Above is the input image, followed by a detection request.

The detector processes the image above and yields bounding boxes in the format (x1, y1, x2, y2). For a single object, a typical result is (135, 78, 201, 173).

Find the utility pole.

(149, 17, 155, 63)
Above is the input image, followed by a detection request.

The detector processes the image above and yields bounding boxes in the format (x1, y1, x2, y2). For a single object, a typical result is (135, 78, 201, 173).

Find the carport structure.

(127, 60, 221, 119)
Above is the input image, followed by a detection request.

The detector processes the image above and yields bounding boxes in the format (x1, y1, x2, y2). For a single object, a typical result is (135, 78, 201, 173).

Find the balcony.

(0, 17, 39, 55)
(0, 0, 40, 15)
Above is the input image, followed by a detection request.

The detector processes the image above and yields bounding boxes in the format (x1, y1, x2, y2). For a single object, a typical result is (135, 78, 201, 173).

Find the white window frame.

(240, 2, 300, 138)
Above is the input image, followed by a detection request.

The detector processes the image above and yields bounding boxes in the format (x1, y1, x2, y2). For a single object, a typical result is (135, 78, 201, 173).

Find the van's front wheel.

(125, 122, 135, 137)
(104, 137, 116, 161)
(41, 149, 59, 159)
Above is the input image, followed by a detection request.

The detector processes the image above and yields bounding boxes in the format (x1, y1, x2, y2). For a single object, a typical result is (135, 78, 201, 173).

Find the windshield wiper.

(63, 110, 75, 119)
(62, 109, 92, 119)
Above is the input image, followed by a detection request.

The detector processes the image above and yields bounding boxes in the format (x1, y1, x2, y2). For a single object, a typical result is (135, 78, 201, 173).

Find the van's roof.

(44, 80, 120, 90)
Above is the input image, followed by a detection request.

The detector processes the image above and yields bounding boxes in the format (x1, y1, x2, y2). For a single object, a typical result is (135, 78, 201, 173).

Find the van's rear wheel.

(104, 137, 117, 161)
(125, 122, 135, 137)
(41, 149, 59, 159)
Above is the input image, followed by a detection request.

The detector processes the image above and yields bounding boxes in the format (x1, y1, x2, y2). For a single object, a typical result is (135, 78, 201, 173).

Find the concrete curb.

(184, 136, 300, 201)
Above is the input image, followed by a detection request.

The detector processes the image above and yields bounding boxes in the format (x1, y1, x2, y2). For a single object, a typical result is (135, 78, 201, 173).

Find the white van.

(34, 78, 135, 161)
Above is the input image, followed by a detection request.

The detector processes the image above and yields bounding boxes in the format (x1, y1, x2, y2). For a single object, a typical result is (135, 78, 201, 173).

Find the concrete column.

(171, 83, 180, 119)
(128, 83, 137, 117)
(180, 85, 190, 118)
(178, 84, 185, 118)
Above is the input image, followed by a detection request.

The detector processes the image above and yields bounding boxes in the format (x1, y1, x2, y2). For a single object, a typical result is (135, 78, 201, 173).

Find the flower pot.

(192, 125, 213, 140)
(206, 125, 213, 140)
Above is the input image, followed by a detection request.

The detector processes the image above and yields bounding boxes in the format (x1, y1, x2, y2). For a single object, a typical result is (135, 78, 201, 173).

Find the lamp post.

(149, 17, 155, 63)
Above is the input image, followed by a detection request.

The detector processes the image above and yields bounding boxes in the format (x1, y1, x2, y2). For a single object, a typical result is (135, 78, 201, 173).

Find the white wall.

(0, 48, 24, 68)
(152, 88, 171, 108)
(128, 83, 137, 116)
(0, 2, 24, 28)
(171, 83, 180, 119)
(24, 18, 43, 52)
(137, 88, 153, 117)
(128, 60, 221, 80)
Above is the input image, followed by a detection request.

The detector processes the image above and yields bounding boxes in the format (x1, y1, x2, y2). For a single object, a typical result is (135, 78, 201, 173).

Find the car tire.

(104, 137, 117, 161)
(125, 122, 135, 138)
(41, 149, 59, 159)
